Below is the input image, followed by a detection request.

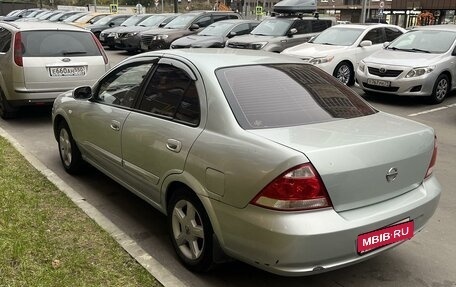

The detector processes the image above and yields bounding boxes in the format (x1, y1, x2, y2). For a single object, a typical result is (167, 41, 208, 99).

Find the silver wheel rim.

(337, 64, 351, 85)
(59, 128, 72, 167)
(435, 78, 448, 101)
(172, 199, 205, 260)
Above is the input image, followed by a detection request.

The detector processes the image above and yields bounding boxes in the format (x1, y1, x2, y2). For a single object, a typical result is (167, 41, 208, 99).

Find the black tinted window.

(311, 20, 332, 32)
(216, 64, 376, 129)
(139, 65, 200, 125)
(21, 31, 101, 57)
(231, 23, 252, 35)
(363, 28, 384, 44)
(385, 27, 403, 42)
(292, 20, 311, 34)
(0, 28, 12, 53)
(97, 62, 154, 108)
(194, 16, 212, 28)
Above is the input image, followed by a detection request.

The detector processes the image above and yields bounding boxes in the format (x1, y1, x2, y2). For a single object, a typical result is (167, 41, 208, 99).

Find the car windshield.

(164, 14, 196, 29)
(76, 14, 98, 23)
(37, 11, 54, 20)
(199, 22, 233, 36)
(21, 31, 101, 57)
(63, 12, 87, 22)
(250, 19, 292, 36)
(388, 30, 456, 53)
(94, 15, 115, 25)
(48, 12, 66, 21)
(120, 15, 142, 26)
(138, 15, 167, 27)
(217, 64, 376, 129)
(311, 27, 364, 46)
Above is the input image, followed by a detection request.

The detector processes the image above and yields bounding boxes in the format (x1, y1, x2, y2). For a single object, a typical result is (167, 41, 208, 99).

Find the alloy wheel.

(59, 128, 73, 167)
(336, 64, 351, 85)
(435, 78, 448, 102)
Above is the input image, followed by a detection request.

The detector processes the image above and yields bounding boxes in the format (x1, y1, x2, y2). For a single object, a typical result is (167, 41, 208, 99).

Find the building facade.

(318, 0, 456, 28)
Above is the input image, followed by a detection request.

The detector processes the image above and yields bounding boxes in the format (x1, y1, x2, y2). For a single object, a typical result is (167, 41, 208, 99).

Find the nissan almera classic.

(52, 49, 441, 276)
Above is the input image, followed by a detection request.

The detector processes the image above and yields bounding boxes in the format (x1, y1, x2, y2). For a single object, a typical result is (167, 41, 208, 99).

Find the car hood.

(248, 112, 435, 212)
(101, 26, 128, 34)
(86, 24, 109, 30)
(141, 27, 183, 36)
(282, 43, 349, 57)
(228, 34, 283, 43)
(172, 35, 224, 47)
(364, 49, 444, 67)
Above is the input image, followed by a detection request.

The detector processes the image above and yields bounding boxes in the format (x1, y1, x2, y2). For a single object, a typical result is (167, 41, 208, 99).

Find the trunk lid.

(249, 112, 435, 212)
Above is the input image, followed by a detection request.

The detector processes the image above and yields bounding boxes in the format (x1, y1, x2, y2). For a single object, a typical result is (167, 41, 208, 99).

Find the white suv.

(0, 21, 110, 119)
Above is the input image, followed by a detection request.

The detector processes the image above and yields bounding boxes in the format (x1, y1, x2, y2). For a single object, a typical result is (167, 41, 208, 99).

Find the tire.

(334, 61, 354, 86)
(0, 88, 18, 120)
(428, 74, 449, 104)
(57, 121, 85, 174)
(167, 190, 213, 272)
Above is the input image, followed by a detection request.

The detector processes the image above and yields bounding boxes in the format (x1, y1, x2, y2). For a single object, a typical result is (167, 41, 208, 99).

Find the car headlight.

(250, 42, 268, 50)
(405, 66, 435, 78)
(126, 32, 139, 37)
(358, 61, 365, 72)
(309, 56, 334, 65)
(108, 32, 115, 37)
(152, 34, 169, 41)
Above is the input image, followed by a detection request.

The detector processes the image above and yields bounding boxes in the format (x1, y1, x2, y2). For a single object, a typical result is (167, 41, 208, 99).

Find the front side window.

(138, 64, 200, 125)
(362, 28, 385, 44)
(216, 64, 376, 129)
(21, 31, 101, 57)
(96, 62, 154, 108)
(385, 27, 403, 42)
(231, 23, 252, 36)
(311, 20, 332, 33)
(194, 16, 212, 28)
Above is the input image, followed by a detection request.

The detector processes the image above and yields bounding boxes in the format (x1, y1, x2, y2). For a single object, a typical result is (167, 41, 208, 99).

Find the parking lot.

(0, 48, 455, 286)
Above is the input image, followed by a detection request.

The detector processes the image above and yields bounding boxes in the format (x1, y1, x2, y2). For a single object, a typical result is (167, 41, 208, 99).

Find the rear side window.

(216, 64, 376, 129)
(311, 20, 332, 32)
(0, 28, 12, 52)
(21, 31, 101, 57)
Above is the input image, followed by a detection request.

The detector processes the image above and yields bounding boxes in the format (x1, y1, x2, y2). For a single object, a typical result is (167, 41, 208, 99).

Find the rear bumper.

(205, 176, 441, 276)
(8, 88, 70, 107)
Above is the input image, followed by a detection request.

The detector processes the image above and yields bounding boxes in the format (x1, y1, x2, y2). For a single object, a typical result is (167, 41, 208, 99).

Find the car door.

(121, 58, 204, 204)
(70, 59, 156, 181)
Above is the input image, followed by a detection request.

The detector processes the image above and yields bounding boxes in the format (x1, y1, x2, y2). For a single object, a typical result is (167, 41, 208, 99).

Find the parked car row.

(0, 4, 444, 279)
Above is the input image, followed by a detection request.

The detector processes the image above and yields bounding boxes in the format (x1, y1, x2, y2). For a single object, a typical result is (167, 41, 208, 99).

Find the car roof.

(135, 49, 301, 71)
(1, 21, 91, 32)
(412, 24, 456, 32)
(331, 23, 402, 30)
(212, 19, 259, 24)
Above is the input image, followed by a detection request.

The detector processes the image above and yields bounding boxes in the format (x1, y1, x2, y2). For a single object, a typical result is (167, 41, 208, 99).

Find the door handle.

(110, 120, 121, 131)
(166, 139, 182, 153)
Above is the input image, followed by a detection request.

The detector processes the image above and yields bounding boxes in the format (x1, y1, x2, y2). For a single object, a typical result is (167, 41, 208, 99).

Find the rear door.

(21, 30, 107, 90)
(121, 58, 205, 204)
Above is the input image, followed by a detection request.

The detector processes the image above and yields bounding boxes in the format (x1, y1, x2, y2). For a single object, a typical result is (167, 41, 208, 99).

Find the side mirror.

(73, 86, 92, 99)
(189, 23, 200, 31)
(360, 40, 372, 47)
(158, 22, 166, 28)
(287, 28, 297, 37)
(383, 41, 390, 48)
(227, 31, 237, 38)
(109, 22, 115, 27)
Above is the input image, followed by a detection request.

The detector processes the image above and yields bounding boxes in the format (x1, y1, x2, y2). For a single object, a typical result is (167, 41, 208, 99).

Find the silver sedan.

(356, 24, 456, 104)
(52, 49, 441, 276)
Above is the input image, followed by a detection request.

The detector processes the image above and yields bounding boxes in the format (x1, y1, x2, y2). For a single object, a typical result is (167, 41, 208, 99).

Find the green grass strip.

(0, 136, 162, 287)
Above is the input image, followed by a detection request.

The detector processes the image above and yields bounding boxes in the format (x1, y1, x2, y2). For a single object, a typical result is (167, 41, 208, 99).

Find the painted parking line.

(0, 126, 187, 287)
(408, 103, 456, 117)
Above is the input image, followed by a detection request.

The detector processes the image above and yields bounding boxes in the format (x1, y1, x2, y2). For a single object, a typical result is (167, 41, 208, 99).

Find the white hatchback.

(0, 21, 110, 119)
(281, 24, 405, 85)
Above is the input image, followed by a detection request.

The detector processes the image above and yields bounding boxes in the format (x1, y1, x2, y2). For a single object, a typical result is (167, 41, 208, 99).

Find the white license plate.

(367, 78, 390, 87)
(49, 66, 87, 77)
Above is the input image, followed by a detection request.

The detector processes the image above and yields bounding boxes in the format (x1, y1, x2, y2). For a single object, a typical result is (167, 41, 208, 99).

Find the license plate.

(367, 78, 391, 87)
(357, 220, 414, 254)
(49, 66, 87, 77)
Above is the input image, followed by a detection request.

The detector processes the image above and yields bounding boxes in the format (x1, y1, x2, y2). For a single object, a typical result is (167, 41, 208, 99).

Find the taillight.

(91, 33, 108, 65)
(251, 163, 332, 211)
(14, 32, 23, 67)
(425, 135, 437, 179)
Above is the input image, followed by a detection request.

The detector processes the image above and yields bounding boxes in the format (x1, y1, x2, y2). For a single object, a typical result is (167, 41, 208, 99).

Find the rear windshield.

(21, 31, 101, 57)
(216, 64, 376, 129)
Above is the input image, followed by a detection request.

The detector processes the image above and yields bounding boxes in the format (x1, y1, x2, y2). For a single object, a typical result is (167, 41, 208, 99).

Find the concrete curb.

(0, 126, 187, 287)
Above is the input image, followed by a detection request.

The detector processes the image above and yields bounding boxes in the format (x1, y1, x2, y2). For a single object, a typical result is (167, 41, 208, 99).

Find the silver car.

(52, 49, 441, 276)
(0, 21, 110, 119)
(356, 24, 456, 104)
